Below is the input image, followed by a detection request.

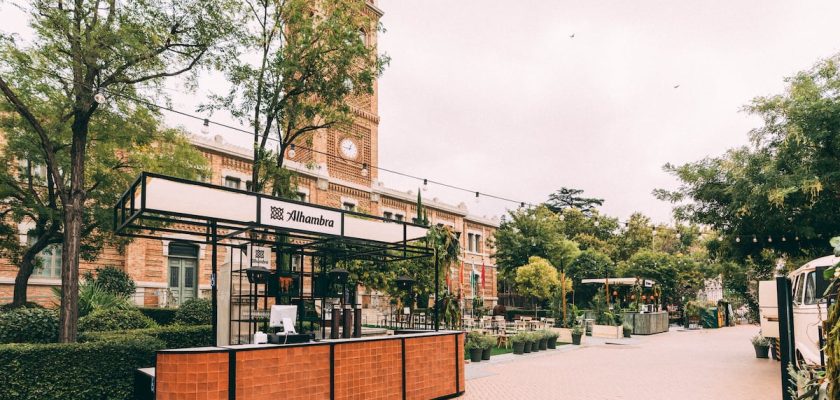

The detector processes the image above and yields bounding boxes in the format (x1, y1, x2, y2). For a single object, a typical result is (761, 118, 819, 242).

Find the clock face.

(339, 138, 359, 159)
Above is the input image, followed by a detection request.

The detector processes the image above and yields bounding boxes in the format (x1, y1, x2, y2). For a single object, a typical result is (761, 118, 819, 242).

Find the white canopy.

(581, 278, 656, 287)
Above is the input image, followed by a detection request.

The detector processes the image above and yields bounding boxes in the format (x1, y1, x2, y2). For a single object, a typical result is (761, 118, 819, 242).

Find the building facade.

(0, 0, 499, 313)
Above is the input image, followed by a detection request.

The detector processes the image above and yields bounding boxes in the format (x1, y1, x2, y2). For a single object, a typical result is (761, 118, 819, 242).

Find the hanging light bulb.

(795, 236, 800, 241)
(422, 179, 428, 191)
(93, 89, 107, 104)
(519, 202, 525, 209)
(288, 144, 296, 158)
(360, 163, 369, 177)
(736, 237, 741, 243)
(593, 220, 600, 227)
(717, 236, 723, 242)
(752, 236, 758, 243)
(475, 192, 480, 203)
(201, 119, 210, 135)
(781, 236, 787, 242)
(767, 236, 772, 243)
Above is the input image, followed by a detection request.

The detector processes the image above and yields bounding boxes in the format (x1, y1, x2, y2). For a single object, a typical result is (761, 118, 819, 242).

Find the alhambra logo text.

(270, 206, 335, 228)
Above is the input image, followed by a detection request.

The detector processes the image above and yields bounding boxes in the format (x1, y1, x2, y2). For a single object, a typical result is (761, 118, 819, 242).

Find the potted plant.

(571, 324, 584, 345)
(538, 330, 549, 350)
(512, 333, 527, 355)
(523, 332, 533, 353)
(546, 330, 560, 349)
(752, 334, 770, 359)
(529, 332, 540, 352)
(481, 335, 495, 360)
(623, 325, 632, 338)
(466, 339, 483, 362)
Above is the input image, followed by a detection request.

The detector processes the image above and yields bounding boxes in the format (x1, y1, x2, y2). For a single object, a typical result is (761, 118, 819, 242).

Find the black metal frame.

(113, 172, 438, 345)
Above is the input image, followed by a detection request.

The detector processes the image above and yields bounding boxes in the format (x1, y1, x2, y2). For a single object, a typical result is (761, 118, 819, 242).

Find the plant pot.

(482, 348, 491, 360)
(770, 342, 777, 360)
(513, 342, 525, 355)
(624, 330, 631, 338)
(539, 338, 548, 350)
(469, 348, 483, 362)
(524, 342, 532, 353)
(548, 337, 557, 349)
(532, 342, 540, 352)
(754, 344, 769, 359)
(572, 333, 582, 345)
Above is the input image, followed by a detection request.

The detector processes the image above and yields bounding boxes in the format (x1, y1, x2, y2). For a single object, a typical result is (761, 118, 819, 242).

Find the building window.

(342, 199, 357, 212)
(245, 180, 253, 191)
(383, 211, 393, 220)
(296, 192, 308, 202)
(467, 233, 474, 252)
(33, 244, 61, 278)
(224, 177, 241, 189)
(359, 29, 367, 46)
(395, 214, 404, 222)
(475, 234, 482, 253)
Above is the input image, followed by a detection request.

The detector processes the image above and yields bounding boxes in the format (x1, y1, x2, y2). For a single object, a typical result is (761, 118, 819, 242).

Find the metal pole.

(211, 221, 218, 347)
(775, 276, 794, 400)
(434, 248, 440, 331)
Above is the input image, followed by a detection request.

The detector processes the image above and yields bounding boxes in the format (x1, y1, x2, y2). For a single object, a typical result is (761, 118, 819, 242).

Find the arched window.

(359, 29, 367, 46)
(168, 242, 199, 306)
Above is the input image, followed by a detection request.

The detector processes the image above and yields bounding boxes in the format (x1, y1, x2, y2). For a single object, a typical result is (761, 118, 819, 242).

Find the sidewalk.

(464, 325, 781, 399)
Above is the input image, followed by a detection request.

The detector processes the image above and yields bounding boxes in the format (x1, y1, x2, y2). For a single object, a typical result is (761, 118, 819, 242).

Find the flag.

(481, 263, 486, 288)
(459, 261, 465, 290)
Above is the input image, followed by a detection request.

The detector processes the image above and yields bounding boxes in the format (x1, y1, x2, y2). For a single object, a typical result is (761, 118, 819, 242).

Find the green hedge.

(505, 309, 551, 321)
(81, 324, 214, 349)
(0, 335, 164, 400)
(174, 298, 212, 325)
(0, 308, 59, 344)
(138, 307, 178, 326)
(78, 307, 157, 332)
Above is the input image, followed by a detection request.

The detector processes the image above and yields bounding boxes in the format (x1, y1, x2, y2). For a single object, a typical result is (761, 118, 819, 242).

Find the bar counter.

(623, 311, 669, 335)
(151, 330, 465, 400)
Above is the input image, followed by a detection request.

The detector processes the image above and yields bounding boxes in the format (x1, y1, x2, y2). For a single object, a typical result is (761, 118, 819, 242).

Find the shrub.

(0, 302, 44, 312)
(53, 281, 131, 317)
(0, 335, 164, 400)
(751, 334, 770, 347)
(138, 307, 178, 326)
(79, 308, 156, 332)
(82, 324, 213, 349)
(0, 308, 58, 344)
(571, 324, 584, 335)
(511, 332, 528, 344)
(480, 334, 496, 350)
(174, 298, 212, 325)
(86, 266, 136, 297)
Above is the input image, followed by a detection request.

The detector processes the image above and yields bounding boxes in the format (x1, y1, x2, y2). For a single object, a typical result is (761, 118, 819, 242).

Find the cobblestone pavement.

(464, 325, 780, 400)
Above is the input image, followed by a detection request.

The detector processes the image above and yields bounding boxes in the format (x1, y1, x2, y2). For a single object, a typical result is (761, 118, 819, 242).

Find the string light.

(288, 144, 296, 158)
(736, 237, 741, 243)
(475, 192, 480, 204)
(781, 236, 786, 242)
(201, 118, 210, 135)
(767, 236, 772, 243)
(422, 179, 428, 191)
(360, 163, 369, 177)
(752, 236, 758, 243)
(93, 89, 107, 104)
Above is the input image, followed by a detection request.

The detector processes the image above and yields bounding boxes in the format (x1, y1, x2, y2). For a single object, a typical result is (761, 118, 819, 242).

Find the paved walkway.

(464, 325, 781, 399)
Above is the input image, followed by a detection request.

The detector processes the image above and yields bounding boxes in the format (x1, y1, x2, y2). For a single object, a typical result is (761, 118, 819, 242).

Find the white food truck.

(759, 255, 838, 366)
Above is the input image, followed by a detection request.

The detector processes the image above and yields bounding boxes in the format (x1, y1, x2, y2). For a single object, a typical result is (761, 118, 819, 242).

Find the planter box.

(553, 328, 573, 343)
(591, 324, 622, 339)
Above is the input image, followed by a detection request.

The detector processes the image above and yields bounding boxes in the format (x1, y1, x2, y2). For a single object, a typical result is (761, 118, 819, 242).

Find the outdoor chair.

(496, 331, 510, 349)
(514, 320, 528, 331)
(544, 318, 556, 327)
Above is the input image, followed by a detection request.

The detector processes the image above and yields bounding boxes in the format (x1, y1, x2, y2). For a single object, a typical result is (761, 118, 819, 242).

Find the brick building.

(0, 0, 498, 313)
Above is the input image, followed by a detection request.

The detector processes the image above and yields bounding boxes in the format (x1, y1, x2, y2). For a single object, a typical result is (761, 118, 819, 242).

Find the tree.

(514, 256, 559, 316)
(657, 57, 840, 260)
(1, 104, 206, 308)
(202, 0, 388, 195)
(567, 250, 615, 306)
(494, 205, 565, 280)
(620, 250, 677, 307)
(0, 0, 234, 342)
(612, 213, 654, 261)
(546, 187, 604, 216)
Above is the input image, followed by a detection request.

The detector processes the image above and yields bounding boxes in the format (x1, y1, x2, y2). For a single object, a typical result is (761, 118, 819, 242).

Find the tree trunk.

(12, 253, 38, 307)
(58, 114, 89, 343)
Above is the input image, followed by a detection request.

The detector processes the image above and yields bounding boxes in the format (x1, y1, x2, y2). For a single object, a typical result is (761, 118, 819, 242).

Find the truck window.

(803, 272, 817, 305)
(792, 274, 804, 305)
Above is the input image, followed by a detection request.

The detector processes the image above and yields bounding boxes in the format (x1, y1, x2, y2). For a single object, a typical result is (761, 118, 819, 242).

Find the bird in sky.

(569, 33, 575, 39)
(673, 84, 680, 89)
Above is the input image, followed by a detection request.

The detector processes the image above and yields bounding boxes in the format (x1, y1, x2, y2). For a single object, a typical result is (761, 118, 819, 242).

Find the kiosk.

(116, 173, 464, 400)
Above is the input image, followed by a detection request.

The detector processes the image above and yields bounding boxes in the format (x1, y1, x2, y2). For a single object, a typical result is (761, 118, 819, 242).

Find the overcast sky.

(4, 1, 840, 224)
(371, 0, 840, 223)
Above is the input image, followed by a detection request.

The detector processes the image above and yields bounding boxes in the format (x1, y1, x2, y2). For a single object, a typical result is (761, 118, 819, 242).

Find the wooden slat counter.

(151, 330, 465, 400)
(623, 311, 669, 335)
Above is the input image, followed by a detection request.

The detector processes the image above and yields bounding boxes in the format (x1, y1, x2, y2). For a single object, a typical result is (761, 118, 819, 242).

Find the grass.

(491, 345, 513, 356)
